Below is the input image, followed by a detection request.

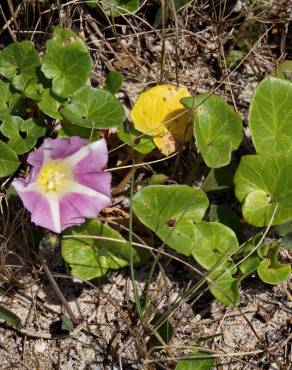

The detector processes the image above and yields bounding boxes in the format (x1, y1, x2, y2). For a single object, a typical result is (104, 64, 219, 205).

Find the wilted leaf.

(130, 85, 192, 155)
(61, 86, 124, 128)
(132, 185, 209, 255)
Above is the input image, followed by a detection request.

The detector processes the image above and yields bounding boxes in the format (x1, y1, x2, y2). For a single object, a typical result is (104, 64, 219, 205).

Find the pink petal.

(59, 192, 111, 230)
(74, 172, 112, 197)
(71, 139, 108, 174)
(13, 180, 59, 233)
(28, 136, 87, 168)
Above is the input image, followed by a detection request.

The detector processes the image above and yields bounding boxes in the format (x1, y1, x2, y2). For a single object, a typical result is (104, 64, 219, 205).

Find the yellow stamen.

(37, 160, 72, 193)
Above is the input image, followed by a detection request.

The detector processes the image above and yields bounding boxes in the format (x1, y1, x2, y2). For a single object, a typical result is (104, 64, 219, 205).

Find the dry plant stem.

(40, 258, 81, 326)
(160, 0, 166, 83)
(170, 0, 180, 86)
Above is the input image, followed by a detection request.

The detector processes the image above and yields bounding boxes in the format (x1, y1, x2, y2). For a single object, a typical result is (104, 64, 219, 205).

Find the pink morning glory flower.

(12, 136, 112, 233)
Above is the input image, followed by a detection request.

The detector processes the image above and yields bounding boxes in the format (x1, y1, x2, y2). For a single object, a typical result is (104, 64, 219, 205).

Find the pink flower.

(13, 136, 111, 233)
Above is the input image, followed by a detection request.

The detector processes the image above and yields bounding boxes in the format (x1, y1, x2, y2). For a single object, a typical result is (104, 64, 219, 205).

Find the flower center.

(37, 161, 71, 193)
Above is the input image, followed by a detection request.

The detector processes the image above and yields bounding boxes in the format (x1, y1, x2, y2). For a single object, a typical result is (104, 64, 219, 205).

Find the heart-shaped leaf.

(62, 219, 141, 280)
(37, 88, 66, 120)
(132, 185, 209, 256)
(130, 85, 192, 155)
(249, 77, 292, 154)
(100, 0, 139, 16)
(182, 93, 242, 168)
(61, 86, 125, 128)
(0, 141, 20, 177)
(191, 222, 239, 270)
(42, 26, 92, 98)
(0, 41, 42, 98)
(0, 116, 46, 154)
(234, 154, 292, 226)
(0, 80, 25, 120)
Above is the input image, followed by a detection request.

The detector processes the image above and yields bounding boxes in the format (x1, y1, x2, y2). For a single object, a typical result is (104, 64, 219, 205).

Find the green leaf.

(234, 154, 292, 226)
(37, 89, 66, 120)
(257, 243, 291, 284)
(58, 122, 100, 141)
(175, 351, 215, 370)
(1, 116, 46, 154)
(0, 141, 20, 177)
(208, 265, 240, 306)
(117, 123, 155, 154)
(0, 80, 25, 120)
(0, 305, 22, 330)
(149, 314, 173, 347)
(281, 233, 292, 249)
(42, 26, 92, 98)
(61, 86, 125, 128)
(0, 41, 42, 98)
(132, 185, 209, 256)
(239, 254, 260, 275)
(201, 164, 234, 192)
(191, 222, 239, 270)
(100, 0, 139, 17)
(272, 60, 292, 81)
(182, 94, 242, 168)
(105, 70, 123, 94)
(209, 204, 241, 238)
(61, 315, 74, 332)
(249, 77, 292, 154)
(62, 219, 141, 280)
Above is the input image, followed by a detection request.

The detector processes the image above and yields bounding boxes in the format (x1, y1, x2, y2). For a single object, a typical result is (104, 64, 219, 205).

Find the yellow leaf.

(130, 85, 192, 155)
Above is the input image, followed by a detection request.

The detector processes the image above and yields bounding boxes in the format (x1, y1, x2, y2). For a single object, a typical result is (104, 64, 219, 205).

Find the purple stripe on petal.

(73, 139, 108, 174)
(60, 192, 111, 230)
(74, 172, 112, 197)
(28, 136, 87, 168)
(14, 187, 59, 233)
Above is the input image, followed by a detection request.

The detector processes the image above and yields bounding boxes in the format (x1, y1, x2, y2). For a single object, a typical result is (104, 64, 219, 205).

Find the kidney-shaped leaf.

(249, 77, 292, 154)
(132, 185, 209, 256)
(61, 86, 124, 128)
(62, 219, 141, 280)
(0, 41, 41, 97)
(0, 116, 46, 154)
(130, 85, 192, 155)
(182, 93, 242, 168)
(42, 26, 92, 98)
(234, 154, 292, 226)
(191, 222, 239, 270)
(257, 243, 291, 285)
(0, 141, 20, 177)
